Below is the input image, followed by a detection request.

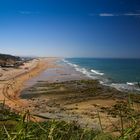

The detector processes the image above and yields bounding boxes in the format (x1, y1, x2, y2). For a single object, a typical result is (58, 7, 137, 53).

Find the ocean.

(63, 58, 140, 91)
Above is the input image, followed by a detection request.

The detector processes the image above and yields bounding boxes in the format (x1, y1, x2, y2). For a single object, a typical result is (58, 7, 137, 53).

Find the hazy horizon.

(0, 0, 140, 58)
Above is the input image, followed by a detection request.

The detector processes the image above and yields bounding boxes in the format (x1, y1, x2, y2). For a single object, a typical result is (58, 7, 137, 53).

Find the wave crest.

(91, 69, 104, 75)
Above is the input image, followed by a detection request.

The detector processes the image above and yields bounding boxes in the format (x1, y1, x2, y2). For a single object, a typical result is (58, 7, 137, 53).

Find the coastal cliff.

(0, 53, 21, 67)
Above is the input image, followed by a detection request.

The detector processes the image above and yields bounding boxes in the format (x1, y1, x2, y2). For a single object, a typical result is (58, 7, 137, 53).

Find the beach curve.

(0, 58, 58, 113)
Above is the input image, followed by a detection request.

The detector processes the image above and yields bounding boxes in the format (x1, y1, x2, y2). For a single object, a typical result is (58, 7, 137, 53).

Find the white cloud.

(89, 13, 118, 17)
(19, 11, 31, 14)
(123, 13, 140, 16)
(19, 11, 40, 15)
(99, 13, 116, 17)
(89, 12, 140, 17)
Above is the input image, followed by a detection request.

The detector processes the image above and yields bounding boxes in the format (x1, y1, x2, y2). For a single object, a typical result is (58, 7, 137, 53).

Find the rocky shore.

(20, 61, 140, 133)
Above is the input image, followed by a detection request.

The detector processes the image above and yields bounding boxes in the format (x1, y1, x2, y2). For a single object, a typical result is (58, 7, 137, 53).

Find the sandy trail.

(0, 58, 58, 113)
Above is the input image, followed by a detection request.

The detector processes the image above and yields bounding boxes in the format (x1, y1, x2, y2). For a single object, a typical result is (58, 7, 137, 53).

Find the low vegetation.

(0, 102, 112, 140)
(0, 95, 140, 140)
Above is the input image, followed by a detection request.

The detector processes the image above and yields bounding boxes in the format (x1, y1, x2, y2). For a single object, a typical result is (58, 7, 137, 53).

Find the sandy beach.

(17, 59, 140, 133)
(0, 58, 58, 112)
(1, 58, 140, 133)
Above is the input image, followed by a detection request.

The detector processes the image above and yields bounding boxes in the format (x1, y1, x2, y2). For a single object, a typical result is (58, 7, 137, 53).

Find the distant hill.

(0, 54, 21, 67)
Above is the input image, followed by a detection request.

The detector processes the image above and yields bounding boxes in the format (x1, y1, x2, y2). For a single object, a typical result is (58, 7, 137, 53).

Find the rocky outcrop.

(0, 54, 21, 67)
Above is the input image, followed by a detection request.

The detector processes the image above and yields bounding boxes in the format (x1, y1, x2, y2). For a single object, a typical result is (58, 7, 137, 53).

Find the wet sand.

(0, 58, 58, 112)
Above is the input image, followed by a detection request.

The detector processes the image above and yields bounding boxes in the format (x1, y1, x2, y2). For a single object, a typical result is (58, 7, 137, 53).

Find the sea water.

(63, 58, 140, 91)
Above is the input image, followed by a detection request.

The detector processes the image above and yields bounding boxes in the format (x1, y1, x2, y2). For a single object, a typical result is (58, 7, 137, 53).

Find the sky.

(0, 0, 140, 58)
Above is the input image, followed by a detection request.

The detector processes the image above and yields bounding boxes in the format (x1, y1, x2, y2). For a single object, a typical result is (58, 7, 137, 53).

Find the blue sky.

(0, 0, 140, 58)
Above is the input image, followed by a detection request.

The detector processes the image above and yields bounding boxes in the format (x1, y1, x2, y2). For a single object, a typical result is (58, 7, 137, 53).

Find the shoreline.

(63, 59, 140, 92)
(1, 58, 140, 130)
(0, 58, 59, 113)
(19, 59, 140, 132)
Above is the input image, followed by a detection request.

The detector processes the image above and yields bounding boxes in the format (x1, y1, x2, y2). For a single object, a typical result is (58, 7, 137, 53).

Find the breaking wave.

(62, 59, 104, 79)
(62, 59, 140, 92)
(91, 69, 104, 76)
